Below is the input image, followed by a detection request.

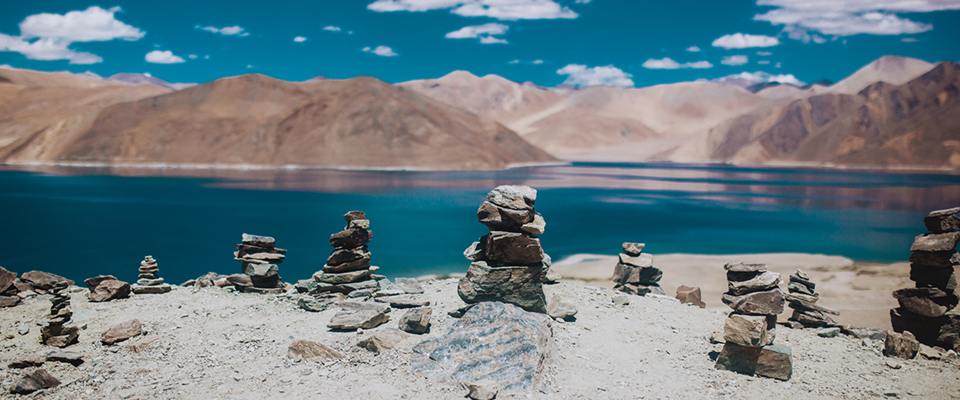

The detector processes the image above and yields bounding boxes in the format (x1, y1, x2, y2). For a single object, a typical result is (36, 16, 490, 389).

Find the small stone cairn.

(131, 256, 172, 294)
(310, 211, 382, 294)
(890, 207, 960, 350)
(234, 233, 286, 294)
(612, 242, 664, 296)
(715, 262, 792, 381)
(40, 284, 79, 348)
(785, 269, 839, 328)
(458, 185, 549, 313)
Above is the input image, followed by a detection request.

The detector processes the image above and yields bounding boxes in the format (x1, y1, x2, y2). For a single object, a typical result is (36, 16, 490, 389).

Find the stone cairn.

(40, 284, 79, 348)
(458, 185, 548, 313)
(310, 211, 381, 294)
(784, 269, 839, 328)
(234, 233, 286, 294)
(890, 207, 960, 351)
(612, 242, 664, 296)
(131, 256, 171, 294)
(715, 262, 792, 381)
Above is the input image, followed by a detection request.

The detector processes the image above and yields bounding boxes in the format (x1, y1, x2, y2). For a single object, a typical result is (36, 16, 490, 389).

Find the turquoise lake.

(1, 163, 959, 285)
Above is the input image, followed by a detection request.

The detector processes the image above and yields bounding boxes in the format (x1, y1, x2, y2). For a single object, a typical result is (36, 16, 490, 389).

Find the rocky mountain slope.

(0, 69, 555, 170)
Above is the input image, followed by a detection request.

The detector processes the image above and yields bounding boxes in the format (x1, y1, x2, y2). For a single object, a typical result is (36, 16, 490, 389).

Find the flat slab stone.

(357, 329, 409, 353)
(392, 277, 424, 294)
(327, 309, 389, 330)
(728, 271, 781, 295)
(619, 253, 653, 268)
(458, 261, 547, 313)
(131, 284, 172, 294)
(327, 247, 370, 266)
(241, 233, 275, 247)
(621, 242, 645, 257)
(722, 288, 785, 315)
(909, 250, 960, 268)
(313, 266, 378, 284)
(374, 294, 430, 308)
(323, 255, 372, 273)
(477, 201, 534, 232)
(486, 185, 537, 210)
(101, 319, 142, 345)
(340, 300, 391, 313)
(925, 207, 960, 233)
(412, 302, 552, 394)
(83, 275, 116, 290)
(399, 307, 432, 334)
(89, 279, 132, 302)
(893, 287, 958, 317)
(724, 313, 776, 347)
(288, 340, 343, 361)
(20, 271, 74, 291)
(724, 262, 767, 273)
(329, 228, 372, 249)
(0, 266, 16, 293)
(911, 232, 960, 252)
(482, 231, 543, 266)
(786, 294, 839, 315)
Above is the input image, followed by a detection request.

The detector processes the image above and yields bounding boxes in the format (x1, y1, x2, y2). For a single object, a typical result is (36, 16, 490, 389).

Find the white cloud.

(188, 54, 198, 59)
(758, 60, 771, 64)
(247, 64, 254, 68)
(901, 37, 918, 42)
(145, 50, 185, 64)
(642, 57, 713, 69)
(775, 62, 782, 68)
(363, 45, 398, 57)
(480, 36, 508, 44)
(756, 51, 773, 56)
(294, 36, 307, 42)
(446, 23, 509, 44)
(712, 33, 780, 49)
(196, 25, 249, 36)
(509, 59, 520, 64)
(0, 6, 143, 64)
(686, 46, 701, 52)
(204, 55, 210, 59)
(367, 0, 579, 20)
(754, 0, 960, 37)
(719, 71, 805, 86)
(721, 55, 749, 66)
(532, 59, 544, 64)
(323, 26, 342, 32)
(556, 64, 634, 88)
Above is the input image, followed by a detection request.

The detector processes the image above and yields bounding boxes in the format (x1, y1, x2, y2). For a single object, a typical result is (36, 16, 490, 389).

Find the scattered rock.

(46, 351, 84, 366)
(298, 293, 345, 312)
(88, 278, 131, 302)
(8, 354, 45, 368)
(466, 379, 500, 400)
(328, 309, 389, 330)
(101, 319, 142, 345)
(357, 329, 409, 353)
(541, 268, 562, 284)
(724, 313, 775, 347)
(399, 307, 432, 334)
(11, 369, 60, 394)
(374, 294, 429, 308)
(287, 340, 344, 361)
(919, 344, 943, 360)
(129, 335, 161, 353)
(546, 294, 578, 321)
(817, 327, 841, 338)
(612, 294, 630, 306)
(676, 285, 706, 308)
(716, 343, 792, 381)
(884, 331, 920, 359)
(392, 277, 424, 294)
(20, 271, 74, 291)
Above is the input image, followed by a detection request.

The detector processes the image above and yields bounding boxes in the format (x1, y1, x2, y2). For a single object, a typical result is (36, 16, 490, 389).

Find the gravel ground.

(1, 279, 959, 399)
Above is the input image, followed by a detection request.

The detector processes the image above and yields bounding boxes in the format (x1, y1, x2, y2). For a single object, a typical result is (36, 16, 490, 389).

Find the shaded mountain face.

(827, 55, 935, 95)
(105, 73, 196, 91)
(51, 74, 556, 170)
(708, 62, 960, 168)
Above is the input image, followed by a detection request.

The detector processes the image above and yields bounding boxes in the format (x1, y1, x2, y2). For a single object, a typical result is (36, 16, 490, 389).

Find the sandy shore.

(553, 252, 912, 330)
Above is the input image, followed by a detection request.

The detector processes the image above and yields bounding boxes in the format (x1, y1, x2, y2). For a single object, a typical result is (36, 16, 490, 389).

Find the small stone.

(893, 287, 957, 317)
(0, 295, 19, 308)
(477, 201, 534, 232)
(884, 331, 920, 359)
(8, 354, 45, 369)
(46, 351, 84, 366)
(709, 332, 725, 344)
(312, 266, 378, 284)
(621, 242, 645, 257)
(911, 231, 960, 252)
(328, 309, 389, 330)
(131, 284, 172, 294)
(541, 268, 561, 284)
(101, 319, 142, 345)
(399, 307, 432, 334)
(20, 271, 74, 291)
(520, 213, 546, 235)
(17, 324, 29, 335)
(756, 344, 793, 381)
(464, 241, 484, 261)
(787, 281, 817, 296)
(612, 294, 630, 306)
(28, 369, 60, 389)
(722, 289, 785, 315)
(347, 288, 375, 298)
(0, 266, 16, 293)
(392, 277, 424, 294)
(329, 228, 373, 249)
(83, 275, 117, 290)
(546, 294, 578, 320)
(724, 262, 767, 273)
(619, 253, 654, 268)
(919, 344, 943, 359)
(885, 359, 903, 369)
(374, 289, 405, 297)
(374, 294, 430, 308)
(347, 219, 370, 230)
(89, 279, 132, 302)
(728, 271, 781, 295)
(676, 285, 706, 308)
(486, 185, 536, 210)
(298, 293, 345, 312)
(817, 327, 841, 338)
(288, 340, 344, 361)
(466, 379, 500, 400)
(343, 210, 366, 222)
(724, 313, 776, 347)
(323, 255, 372, 274)
(357, 329, 409, 353)
(924, 207, 960, 233)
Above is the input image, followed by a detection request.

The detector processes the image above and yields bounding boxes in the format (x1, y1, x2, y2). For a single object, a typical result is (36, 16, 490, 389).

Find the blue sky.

(1, 1, 959, 88)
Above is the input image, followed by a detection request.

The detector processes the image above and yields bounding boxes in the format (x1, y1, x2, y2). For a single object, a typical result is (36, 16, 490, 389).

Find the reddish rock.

(884, 331, 920, 359)
(924, 207, 960, 233)
(676, 285, 706, 308)
(20, 271, 74, 291)
(88, 279, 131, 302)
(0, 266, 16, 293)
(101, 319, 142, 345)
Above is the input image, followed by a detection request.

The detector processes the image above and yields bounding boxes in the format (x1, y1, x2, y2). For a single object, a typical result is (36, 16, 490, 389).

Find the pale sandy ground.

(2, 270, 959, 400)
(553, 252, 914, 330)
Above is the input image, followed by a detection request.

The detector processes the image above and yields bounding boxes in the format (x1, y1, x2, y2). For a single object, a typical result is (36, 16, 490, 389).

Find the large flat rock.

(458, 261, 547, 313)
(412, 302, 552, 394)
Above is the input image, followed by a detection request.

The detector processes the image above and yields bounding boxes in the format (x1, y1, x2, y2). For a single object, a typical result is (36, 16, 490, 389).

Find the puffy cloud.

(188, 54, 198, 59)
(712, 33, 780, 49)
(720, 71, 805, 86)
(446, 23, 509, 44)
(323, 26, 342, 32)
(532, 59, 544, 64)
(294, 36, 307, 42)
(756, 51, 773, 56)
(145, 50, 185, 64)
(363, 45, 398, 57)
(642, 57, 713, 69)
(196, 25, 249, 36)
(686, 46, 701, 52)
(754, 0, 960, 37)
(367, 0, 579, 20)
(509, 59, 520, 64)
(0, 6, 143, 64)
(556, 64, 634, 88)
(721, 55, 749, 66)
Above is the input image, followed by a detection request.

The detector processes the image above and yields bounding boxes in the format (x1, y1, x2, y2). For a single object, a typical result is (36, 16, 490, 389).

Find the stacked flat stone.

(785, 269, 839, 327)
(715, 262, 792, 381)
(458, 185, 549, 313)
(131, 256, 171, 294)
(40, 284, 79, 348)
(235, 233, 286, 294)
(890, 207, 960, 351)
(612, 242, 664, 296)
(310, 211, 381, 295)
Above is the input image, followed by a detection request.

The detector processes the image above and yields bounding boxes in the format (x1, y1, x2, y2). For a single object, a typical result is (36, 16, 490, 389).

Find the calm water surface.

(1, 162, 959, 285)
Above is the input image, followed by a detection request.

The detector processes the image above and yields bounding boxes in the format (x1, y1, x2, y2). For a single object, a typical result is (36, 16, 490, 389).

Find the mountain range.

(0, 55, 956, 171)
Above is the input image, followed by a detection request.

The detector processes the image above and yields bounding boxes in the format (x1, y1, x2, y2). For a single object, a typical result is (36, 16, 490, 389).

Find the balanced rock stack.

(890, 207, 960, 350)
(40, 284, 79, 348)
(785, 269, 839, 328)
(612, 242, 664, 296)
(458, 185, 549, 313)
(310, 211, 381, 294)
(131, 256, 172, 294)
(715, 262, 792, 381)
(235, 233, 286, 294)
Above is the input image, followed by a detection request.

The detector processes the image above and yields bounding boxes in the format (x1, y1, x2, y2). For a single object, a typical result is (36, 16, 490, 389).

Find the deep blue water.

(1, 163, 959, 285)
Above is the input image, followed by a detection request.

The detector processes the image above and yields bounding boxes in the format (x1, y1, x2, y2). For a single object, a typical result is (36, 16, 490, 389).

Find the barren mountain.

(706, 61, 960, 168)
(105, 73, 197, 91)
(828, 55, 935, 95)
(49, 74, 555, 170)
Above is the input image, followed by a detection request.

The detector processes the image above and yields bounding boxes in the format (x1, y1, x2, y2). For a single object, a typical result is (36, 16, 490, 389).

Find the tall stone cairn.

(612, 242, 664, 295)
(235, 233, 286, 294)
(785, 269, 839, 328)
(131, 255, 172, 294)
(715, 262, 792, 381)
(40, 284, 79, 348)
(890, 207, 960, 350)
(310, 211, 382, 294)
(458, 185, 548, 313)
